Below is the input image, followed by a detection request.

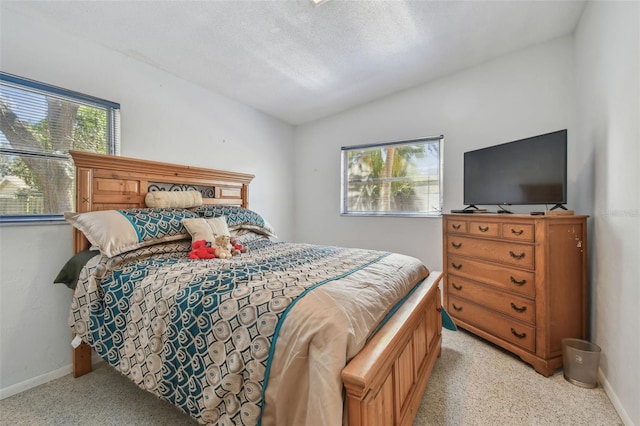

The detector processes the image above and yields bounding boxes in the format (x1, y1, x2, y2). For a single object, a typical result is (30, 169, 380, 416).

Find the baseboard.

(0, 357, 104, 400)
(599, 368, 634, 426)
(0, 365, 71, 400)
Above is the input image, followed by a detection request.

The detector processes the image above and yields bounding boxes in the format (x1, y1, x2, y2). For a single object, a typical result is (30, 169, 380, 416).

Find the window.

(0, 73, 120, 222)
(341, 136, 443, 217)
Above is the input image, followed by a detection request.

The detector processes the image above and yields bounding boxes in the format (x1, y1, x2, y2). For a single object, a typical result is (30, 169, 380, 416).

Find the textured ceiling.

(3, 0, 586, 125)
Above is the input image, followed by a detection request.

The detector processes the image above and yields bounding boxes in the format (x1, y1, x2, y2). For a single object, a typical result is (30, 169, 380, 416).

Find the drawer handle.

(510, 302, 527, 313)
(452, 283, 463, 291)
(478, 225, 489, 232)
(510, 276, 527, 286)
(509, 251, 526, 260)
(452, 224, 461, 230)
(451, 242, 462, 249)
(452, 304, 463, 312)
(511, 228, 524, 236)
(451, 262, 463, 270)
(510, 328, 527, 339)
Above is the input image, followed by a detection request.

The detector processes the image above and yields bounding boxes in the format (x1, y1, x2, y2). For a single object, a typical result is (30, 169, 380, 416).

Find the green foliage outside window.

(342, 137, 443, 216)
(0, 73, 119, 220)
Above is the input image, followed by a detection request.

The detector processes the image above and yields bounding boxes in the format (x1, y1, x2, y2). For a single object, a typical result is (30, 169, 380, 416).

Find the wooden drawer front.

(447, 255, 535, 298)
(502, 223, 535, 242)
(446, 220, 468, 234)
(447, 276, 535, 324)
(447, 236, 534, 269)
(448, 296, 535, 352)
(469, 221, 500, 237)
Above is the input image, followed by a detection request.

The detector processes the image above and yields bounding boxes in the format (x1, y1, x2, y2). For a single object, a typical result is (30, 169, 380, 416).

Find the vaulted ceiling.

(3, 1, 586, 125)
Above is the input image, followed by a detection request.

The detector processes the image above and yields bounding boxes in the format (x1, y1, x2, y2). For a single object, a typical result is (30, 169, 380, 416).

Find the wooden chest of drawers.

(443, 214, 588, 376)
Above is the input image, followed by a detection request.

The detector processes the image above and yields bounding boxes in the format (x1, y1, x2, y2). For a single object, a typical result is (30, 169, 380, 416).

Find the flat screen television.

(463, 129, 567, 209)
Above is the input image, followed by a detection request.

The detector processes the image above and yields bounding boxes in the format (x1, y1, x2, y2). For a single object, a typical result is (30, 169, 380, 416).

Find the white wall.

(574, 2, 639, 425)
(0, 7, 295, 396)
(294, 36, 579, 271)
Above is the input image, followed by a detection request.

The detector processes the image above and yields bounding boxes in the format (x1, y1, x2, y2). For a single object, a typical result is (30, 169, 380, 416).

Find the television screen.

(463, 130, 567, 206)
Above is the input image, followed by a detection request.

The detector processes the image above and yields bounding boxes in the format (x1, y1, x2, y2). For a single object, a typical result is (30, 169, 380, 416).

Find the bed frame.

(69, 150, 443, 426)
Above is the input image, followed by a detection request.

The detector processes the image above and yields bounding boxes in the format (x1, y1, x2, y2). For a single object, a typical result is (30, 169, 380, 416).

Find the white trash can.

(562, 338, 601, 388)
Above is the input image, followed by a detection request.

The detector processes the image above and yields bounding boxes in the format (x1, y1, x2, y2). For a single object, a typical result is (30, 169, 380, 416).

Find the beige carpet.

(0, 329, 622, 425)
(414, 329, 621, 425)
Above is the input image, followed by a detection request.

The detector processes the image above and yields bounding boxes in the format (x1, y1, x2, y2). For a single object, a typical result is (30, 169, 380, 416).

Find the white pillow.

(65, 208, 197, 257)
(145, 190, 203, 208)
(182, 216, 230, 244)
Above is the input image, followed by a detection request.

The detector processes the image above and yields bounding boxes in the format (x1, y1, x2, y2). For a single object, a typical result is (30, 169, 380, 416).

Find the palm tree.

(346, 142, 430, 212)
(379, 147, 395, 211)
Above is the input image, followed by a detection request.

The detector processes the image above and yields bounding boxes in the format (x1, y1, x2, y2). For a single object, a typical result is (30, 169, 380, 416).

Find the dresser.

(442, 213, 588, 376)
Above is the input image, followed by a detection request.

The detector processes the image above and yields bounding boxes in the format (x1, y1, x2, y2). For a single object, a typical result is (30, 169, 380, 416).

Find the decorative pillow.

(53, 249, 100, 290)
(65, 208, 197, 258)
(182, 216, 230, 244)
(145, 190, 203, 208)
(190, 205, 277, 238)
(234, 231, 270, 245)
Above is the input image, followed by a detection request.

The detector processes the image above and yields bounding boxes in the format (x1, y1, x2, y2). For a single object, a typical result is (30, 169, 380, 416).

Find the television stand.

(462, 205, 486, 212)
(451, 205, 488, 214)
(548, 204, 568, 211)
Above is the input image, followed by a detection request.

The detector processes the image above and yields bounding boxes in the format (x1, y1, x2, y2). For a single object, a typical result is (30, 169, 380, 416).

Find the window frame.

(0, 72, 120, 224)
(341, 136, 444, 218)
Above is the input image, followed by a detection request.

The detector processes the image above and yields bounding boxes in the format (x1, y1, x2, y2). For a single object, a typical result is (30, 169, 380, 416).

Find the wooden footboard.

(342, 271, 443, 426)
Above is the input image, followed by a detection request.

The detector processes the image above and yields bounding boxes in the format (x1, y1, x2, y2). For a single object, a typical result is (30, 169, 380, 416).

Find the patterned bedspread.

(70, 236, 429, 425)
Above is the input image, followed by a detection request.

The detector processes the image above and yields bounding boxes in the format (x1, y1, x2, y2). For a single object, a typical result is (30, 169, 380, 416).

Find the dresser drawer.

(447, 255, 535, 298)
(447, 235, 534, 269)
(447, 276, 535, 324)
(448, 295, 535, 352)
(468, 221, 500, 237)
(446, 219, 468, 234)
(502, 223, 535, 242)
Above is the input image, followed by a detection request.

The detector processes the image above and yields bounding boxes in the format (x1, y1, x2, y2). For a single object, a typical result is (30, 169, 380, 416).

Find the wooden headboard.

(70, 150, 254, 254)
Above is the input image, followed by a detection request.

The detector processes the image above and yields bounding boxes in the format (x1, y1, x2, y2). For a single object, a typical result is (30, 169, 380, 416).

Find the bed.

(63, 150, 443, 426)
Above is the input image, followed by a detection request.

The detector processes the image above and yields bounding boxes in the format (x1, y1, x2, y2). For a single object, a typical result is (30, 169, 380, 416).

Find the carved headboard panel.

(69, 150, 254, 253)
